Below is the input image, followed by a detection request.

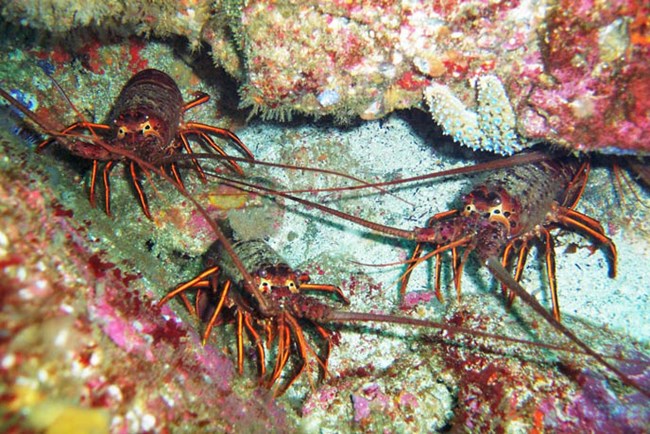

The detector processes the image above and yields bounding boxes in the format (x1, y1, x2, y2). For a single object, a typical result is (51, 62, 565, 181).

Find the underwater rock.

(0, 122, 289, 432)
(2, 0, 649, 154)
(1, 16, 649, 432)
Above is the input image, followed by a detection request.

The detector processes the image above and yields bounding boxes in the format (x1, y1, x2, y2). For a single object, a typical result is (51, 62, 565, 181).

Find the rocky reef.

(1, 3, 649, 433)
(1, 108, 648, 430)
(2, 0, 649, 154)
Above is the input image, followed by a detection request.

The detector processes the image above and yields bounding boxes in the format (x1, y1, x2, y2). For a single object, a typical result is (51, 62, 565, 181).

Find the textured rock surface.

(1, 26, 649, 433)
(2, 0, 649, 153)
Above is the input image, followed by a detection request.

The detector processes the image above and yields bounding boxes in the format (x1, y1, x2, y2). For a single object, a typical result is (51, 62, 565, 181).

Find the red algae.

(51, 203, 74, 218)
(434, 308, 649, 433)
(79, 40, 105, 75)
(1, 30, 648, 432)
(2, 1, 648, 152)
(0, 127, 290, 431)
(87, 253, 115, 279)
(127, 37, 149, 73)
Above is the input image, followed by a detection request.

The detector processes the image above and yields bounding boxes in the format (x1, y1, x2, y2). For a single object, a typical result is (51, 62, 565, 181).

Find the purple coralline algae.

(2, 0, 649, 153)
(0, 125, 289, 431)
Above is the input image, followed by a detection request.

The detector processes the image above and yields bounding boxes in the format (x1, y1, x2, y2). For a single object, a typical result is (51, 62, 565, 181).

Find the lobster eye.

(259, 279, 271, 292)
(258, 269, 268, 278)
(117, 127, 127, 139)
(286, 280, 298, 293)
(463, 204, 476, 216)
(141, 121, 155, 135)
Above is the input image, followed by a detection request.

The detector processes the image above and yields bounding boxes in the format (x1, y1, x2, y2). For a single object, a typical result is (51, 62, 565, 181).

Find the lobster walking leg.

(129, 161, 152, 219)
(101, 161, 115, 216)
(181, 121, 255, 177)
(399, 210, 459, 302)
(539, 227, 559, 320)
(277, 315, 310, 395)
(501, 239, 529, 304)
(242, 313, 266, 377)
(199, 157, 649, 398)
(556, 208, 617, 277)
(297, 282, 350, 304)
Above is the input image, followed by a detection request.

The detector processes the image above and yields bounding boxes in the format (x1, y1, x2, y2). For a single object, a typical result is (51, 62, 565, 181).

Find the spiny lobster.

(199, 151, 648, 398)
(2, 67, 646, 400)
(1, 69, 254, 219)
(158, 231, 619, 397)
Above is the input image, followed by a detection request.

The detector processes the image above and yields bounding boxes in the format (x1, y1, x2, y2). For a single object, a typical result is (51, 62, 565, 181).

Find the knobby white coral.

(424, 75, 526, 155)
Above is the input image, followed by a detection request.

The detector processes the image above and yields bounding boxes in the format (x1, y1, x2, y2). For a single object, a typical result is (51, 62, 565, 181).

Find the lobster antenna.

(485, 256, 650, 398)
(46, 73, 107, 143)
(325, 310, 623, 359)
(164, 152, 414, 206)
(280, 150, 551, 194)
(0, 84, 270, 314)
(203, 171, 417, 240)
(0, 88, 62, 136)
(169, 150, 549, 196)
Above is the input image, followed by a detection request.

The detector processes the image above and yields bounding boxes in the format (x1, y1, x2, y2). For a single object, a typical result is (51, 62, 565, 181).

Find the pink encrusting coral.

(225, 0, 650, 153)
(522, 0, 650, 153)
(0, 130, 289, 432)
(2, 0, 649, 153)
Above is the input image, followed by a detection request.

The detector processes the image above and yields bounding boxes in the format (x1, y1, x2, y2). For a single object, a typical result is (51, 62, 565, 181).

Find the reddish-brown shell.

(108, 69, 184, 162)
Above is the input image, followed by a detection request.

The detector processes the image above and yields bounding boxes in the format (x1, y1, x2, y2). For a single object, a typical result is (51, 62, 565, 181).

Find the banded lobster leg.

(500, 162, 617, 321)
(178, 92, 254, 177)
(262, 312, 337, 396)
(399, 210, 461, 303)
(37, 120, 164, 218)
(35, 121, 135, 216)
(265, 277, 351, 394)
(157, 266, 266, 377)
(158, 262, 348, 395)
(180, 123, 254, 177)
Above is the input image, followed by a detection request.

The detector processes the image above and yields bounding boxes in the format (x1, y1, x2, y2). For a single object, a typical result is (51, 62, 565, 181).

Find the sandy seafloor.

(1, 39, 649, 432)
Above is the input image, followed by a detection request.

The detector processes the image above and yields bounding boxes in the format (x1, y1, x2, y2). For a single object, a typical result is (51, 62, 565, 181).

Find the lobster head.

(254, 263, 308, 295)
(111, 110, 174, 160)
(462, 185, 521, 236)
